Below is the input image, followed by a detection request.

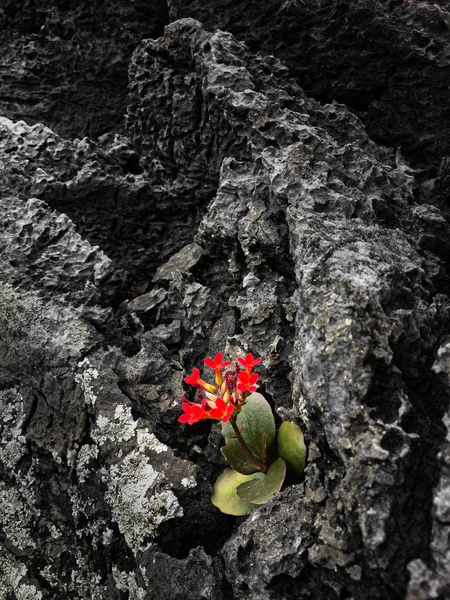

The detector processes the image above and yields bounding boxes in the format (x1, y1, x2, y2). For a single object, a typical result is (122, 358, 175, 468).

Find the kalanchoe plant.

(179, 352, 307, 515)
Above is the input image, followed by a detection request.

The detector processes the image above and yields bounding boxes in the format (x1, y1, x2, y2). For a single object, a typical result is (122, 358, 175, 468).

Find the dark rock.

(406, 342, 450, 600)
(0, 117, 202, 279)
(127, 20, 450, 598)
(1, 6, 450, 600)
(141, 546, 229, 600)
(0, 0, 169, 138)
(126, 287, 168, 314)
(168, 0, 450, 167)
(153, 242, 204, 282)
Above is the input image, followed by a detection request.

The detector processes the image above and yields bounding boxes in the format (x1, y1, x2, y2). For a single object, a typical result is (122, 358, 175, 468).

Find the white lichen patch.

(75, 444, 99, 483)
(102, 528, 114, 546)
(112, 566, 146, 600)
(0, 551, 27, 600)
(0, 549, 43, 600)
(93, 404, 137, 445)
(0, 389, 28, 470)
(434, 483, 450, 523)
(67, 486, 109, 548)
(0, 484, 36, 551)
(48, 524, 62, 540)
(70, 551, 109, 600)
(93, 406, 189, 553)
(75, 358, 99, 407)
(147, 489, 183, 530)
(39, 564, 60, 588)
(15, 584, 43, 600)
(73, 365, 194, 559)
(181, 476, 197, 489)
(136, 429, 169, 454)
(104, 448, 183, 554)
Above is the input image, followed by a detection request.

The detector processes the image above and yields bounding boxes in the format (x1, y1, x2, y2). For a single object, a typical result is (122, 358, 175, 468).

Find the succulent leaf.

(277, 421, 307, 477)
(221, 392, 275, 461)
(221, 440, 262, 475)
(236, 458, 286, 505)
(211, 469, 264, 515)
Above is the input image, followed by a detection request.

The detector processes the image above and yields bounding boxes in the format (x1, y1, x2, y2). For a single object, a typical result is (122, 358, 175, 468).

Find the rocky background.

(1, 1, 450, 599)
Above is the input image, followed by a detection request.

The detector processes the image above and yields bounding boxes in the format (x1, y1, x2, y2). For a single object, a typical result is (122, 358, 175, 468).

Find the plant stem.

(230, 417, 267, 473)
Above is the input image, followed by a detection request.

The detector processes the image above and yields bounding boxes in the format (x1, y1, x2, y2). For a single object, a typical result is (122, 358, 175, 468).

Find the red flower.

(184, 368, 202, 387)
(184, 368, 216, 393)
(208, 397, 235, 423)
(178, 398, 207, 425)
(237, 353, 262, 372)
(204, 352, 231, 386)
(237, 371, 259, 393)
(204, 352, 231, 371)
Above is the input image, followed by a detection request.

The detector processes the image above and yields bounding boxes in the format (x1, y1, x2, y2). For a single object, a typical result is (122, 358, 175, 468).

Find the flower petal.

(221, 405, 235, 423)
(215, 397, 226, 411)
(238, 371, 249, 384)
(208, 407, 222, 419)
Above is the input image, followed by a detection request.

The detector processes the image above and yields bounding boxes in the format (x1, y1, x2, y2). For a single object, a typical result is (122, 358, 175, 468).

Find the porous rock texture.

(1, 3, 450, 600)
(168, 0, 450, 168)
(0, 0, 169, 138)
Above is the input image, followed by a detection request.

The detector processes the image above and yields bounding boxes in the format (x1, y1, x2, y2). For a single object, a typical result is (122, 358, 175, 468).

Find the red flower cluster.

(178, 352, 261, 425)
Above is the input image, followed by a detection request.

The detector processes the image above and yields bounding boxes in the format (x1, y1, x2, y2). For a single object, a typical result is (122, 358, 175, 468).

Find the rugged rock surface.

(0, 0, 169, 138)
(0, 117, 204, 278)
(168, 0, 450, 168)
(1, 3, 450, 600)
(406, 341, 450, 600)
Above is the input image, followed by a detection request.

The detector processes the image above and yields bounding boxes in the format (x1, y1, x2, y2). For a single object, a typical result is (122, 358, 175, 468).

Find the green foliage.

(214, 394, 307, 515)
(221, 439, 261, 475)
(221, 392, 275, 462)
(211, 469, 264, 516)
(237, 458, 286, 504)
(179, 352, 307, 515)
(277, 421, 307, 477)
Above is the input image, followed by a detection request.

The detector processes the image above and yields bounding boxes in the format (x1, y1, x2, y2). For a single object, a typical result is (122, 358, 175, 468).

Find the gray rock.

(0, 281, 199, 599)
(0, 116, 204, 278)
(141, 546, 228, 600)
(0, 0, 168, 138)
(168, 0, 450, 166)
(0, 195, 116, 318)
(1, 6, 450, 600)
(126, 287, 168, 314)
(149, 320, 182, 345)
(129, 20, 450, 598)
(406, 342, 450, 600)
(153, 242, 203, 282)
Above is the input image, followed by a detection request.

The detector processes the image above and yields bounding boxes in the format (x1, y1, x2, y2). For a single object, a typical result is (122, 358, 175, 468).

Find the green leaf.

(221, 440, 262, 475)
(211, 469, 265, 515)
(237, 458, 286, 505)
(221, 392, 275, 462)
(277, 421, 307, 477)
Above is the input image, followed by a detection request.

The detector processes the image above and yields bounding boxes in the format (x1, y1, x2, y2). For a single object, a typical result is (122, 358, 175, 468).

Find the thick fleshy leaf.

(277, 421, 307, 477)
(221, 392, 275, 462)
(237, 458, 286, 505)
(211, 469, 264, 515)
(221, 440, 263, 475)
